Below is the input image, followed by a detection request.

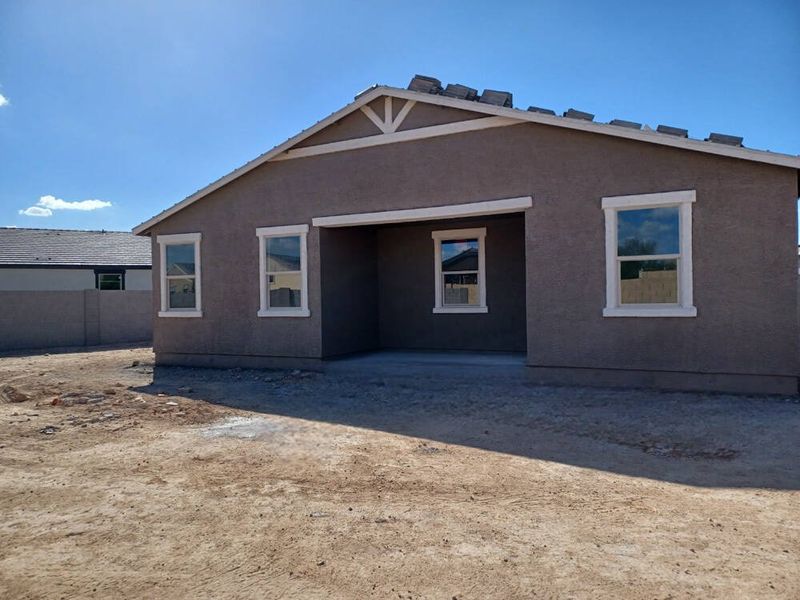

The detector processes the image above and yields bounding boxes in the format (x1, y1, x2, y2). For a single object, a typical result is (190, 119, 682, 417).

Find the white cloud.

(17, 194, 113, 217)
(19, 206, 53, 217)
(37, 195, 112, 211)
(0, 93, 8, 107)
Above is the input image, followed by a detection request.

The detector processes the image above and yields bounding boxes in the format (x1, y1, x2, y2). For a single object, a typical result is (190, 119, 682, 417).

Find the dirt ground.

(0, 346, 798, 599)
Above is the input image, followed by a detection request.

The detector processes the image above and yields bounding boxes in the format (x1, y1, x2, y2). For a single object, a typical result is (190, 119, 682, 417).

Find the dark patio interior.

(319, 213, 527, 358)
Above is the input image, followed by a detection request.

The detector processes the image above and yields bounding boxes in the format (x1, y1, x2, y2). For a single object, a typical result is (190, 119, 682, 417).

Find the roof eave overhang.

(133, 86, 389, 235)
(378, 87, 800, 169)
(0, 263, 152, 269)
(133, 85, 800, 235)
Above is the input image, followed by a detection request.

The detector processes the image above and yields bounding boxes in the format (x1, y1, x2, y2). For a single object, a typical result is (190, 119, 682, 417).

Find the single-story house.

(0, 228, 152, 291)
(133, 76, 800, 394)
(0, 228, 152, 351)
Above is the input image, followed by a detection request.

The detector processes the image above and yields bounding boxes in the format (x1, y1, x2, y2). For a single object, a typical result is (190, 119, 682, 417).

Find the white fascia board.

(134, 85, 799, 236)
(379, 87, 800, 170)
(312, 196, 532, 228)
(133, 87, 388, 235)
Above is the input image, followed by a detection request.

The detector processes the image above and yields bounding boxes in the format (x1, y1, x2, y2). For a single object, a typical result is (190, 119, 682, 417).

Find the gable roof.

(0, 228, 151, 267)
(133, 84, 800, 235)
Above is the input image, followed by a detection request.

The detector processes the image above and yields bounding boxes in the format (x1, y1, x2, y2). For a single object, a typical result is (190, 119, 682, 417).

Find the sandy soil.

(0, 346, 798, 599)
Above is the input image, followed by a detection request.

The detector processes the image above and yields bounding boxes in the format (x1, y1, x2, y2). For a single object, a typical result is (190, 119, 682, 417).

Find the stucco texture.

(145, 102, 798, 388)
(0, 290, 151, 351)
(0, 268, 152, 291)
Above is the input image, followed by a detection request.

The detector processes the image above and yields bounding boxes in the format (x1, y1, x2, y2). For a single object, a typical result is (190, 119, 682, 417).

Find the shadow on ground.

(135, 354, 800, 490)
(0, 342, 149, 359)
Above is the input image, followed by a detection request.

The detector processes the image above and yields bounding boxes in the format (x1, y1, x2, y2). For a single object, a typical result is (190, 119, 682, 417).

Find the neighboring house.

(0, 228, 152, 290)
(133, 75, 800, 394)
(0, 228, 153, 351)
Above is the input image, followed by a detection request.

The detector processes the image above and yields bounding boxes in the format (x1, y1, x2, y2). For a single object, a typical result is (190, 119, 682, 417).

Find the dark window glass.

(168, 278, 196, 309)
(268, 272, 301, 308)
(97, 273, 123, 290)
(166, 244, 195, 276)
(441, 239, 478, 272)
(617, 207, 679, 256)
(443, 272, 478, 305)
(266, 236, 301, 272)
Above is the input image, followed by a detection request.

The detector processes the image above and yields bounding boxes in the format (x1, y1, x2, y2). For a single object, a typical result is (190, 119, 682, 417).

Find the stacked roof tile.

(0, 228, 151, 266)
(408, 74, 745, 146)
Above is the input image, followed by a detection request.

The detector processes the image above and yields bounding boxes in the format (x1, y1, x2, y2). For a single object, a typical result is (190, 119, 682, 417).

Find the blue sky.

(0, 0, 798, 232)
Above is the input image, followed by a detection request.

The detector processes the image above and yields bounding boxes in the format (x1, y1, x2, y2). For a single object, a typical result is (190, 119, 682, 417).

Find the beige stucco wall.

(125, 269, 153, 291)
(145, 104, 799, 389)
(0, 268, 96, 291)
(0, 268, 152, 291)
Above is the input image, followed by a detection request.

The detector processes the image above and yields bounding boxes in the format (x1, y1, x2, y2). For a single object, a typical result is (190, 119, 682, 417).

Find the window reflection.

(444, 273, 478, 305)
(266, 236, 301, 272)
(620, 259, 678, 304)
(264, 235, 302, 310)
(166, 244, 195, 275)
(441, 238, 479, 306)
(441, 239, 479, 271)
(168, 278, 196, 308)
(617, 207, 679, 256)
(268, 272, 301, 308)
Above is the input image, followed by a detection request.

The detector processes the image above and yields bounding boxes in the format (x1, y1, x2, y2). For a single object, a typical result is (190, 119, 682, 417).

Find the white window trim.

(602, 190, 696, 318)
(432, 227, 487, 314)
(256, 224, 310, 318)
(156, 232, 202, 318)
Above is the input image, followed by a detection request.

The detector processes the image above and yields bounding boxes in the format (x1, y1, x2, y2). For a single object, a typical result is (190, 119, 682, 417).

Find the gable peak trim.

(133, 85, 799, 235)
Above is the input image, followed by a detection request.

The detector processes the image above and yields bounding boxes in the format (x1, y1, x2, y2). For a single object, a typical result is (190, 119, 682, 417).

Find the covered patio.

(315, 197, 531, 359)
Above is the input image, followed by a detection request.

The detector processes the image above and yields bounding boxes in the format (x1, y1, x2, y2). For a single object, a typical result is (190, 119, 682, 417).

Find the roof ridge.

(380, 85, 799, 158)
(132, 82, 800, 235)
(0, 226, 151, 266)
(0, 227, 132, 234)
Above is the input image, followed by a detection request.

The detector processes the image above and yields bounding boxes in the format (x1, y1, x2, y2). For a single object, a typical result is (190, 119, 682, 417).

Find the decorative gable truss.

(360, 97, 417, 134)
(273, 95, 519, 162)
(133, 84, 800, 235)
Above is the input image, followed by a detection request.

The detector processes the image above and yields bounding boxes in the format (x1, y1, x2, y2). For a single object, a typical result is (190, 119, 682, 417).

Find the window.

(602, 190, 696, 317)
(432, 228, 487, 314)
(256, 224, 309, 317)
(95, 271, 124, 290)
(156, 233, 202, 317)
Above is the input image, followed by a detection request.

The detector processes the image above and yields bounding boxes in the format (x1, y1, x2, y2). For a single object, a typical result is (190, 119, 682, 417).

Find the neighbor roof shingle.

(0, 228, 151, 267)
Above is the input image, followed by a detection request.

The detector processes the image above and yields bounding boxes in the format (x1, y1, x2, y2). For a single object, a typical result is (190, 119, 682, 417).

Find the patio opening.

(318, 212, 527, 358)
